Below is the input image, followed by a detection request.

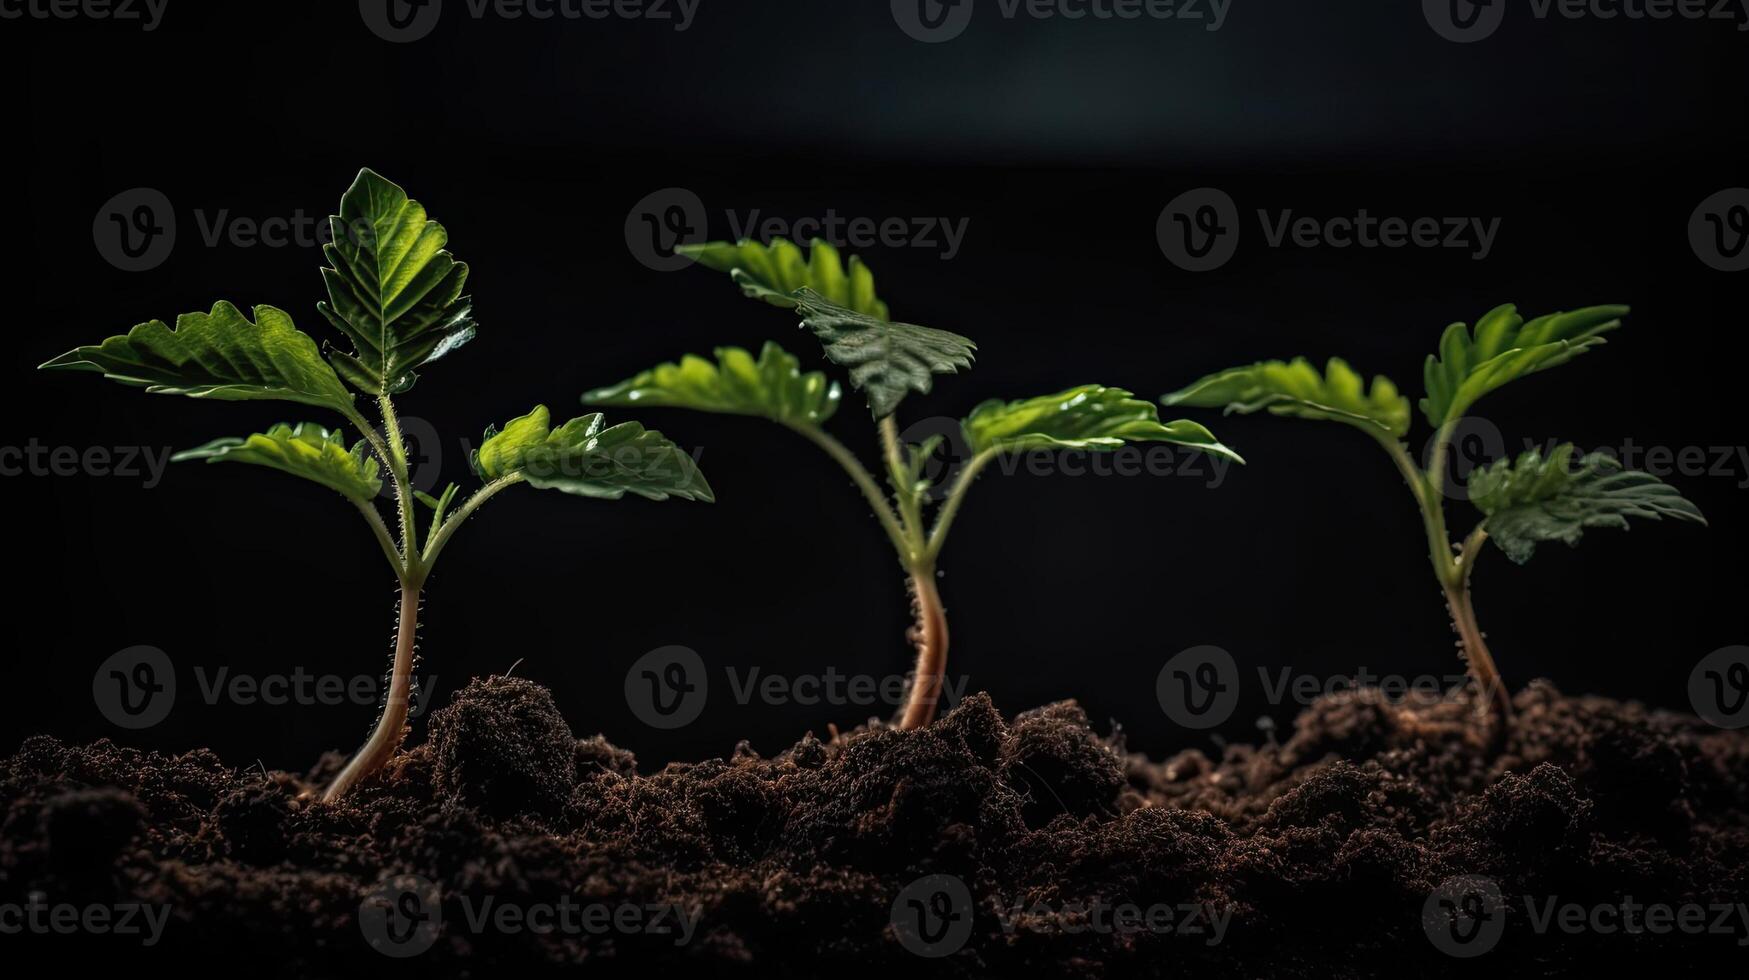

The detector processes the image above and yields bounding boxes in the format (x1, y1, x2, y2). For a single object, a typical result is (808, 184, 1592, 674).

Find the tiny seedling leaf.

(172, 422, 382, 503)
(40, 302, 356, 416)
(1162, 357, 1411, 439)
(471, 405, 714, 502)
(318, 169, 476, 395)
(1420, 304, 1625, 428)
(1471, 443, 1706, 564)
(964, 385, 1244, 463)
(680, 238, 889, 318)
(792, 289, 976, 419)
(581, 341, 841, 426)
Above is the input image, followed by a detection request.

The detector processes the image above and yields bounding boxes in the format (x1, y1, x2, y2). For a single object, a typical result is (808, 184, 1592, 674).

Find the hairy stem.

(898, 565, 949, 730)
(925, 449, 997, 564)
(354, 501, 404, 574)
(788, 423, 913, 560)
(1444, 583, 1513, 720)
(323, 583, 421, 801)
(422, 474, 524, 567)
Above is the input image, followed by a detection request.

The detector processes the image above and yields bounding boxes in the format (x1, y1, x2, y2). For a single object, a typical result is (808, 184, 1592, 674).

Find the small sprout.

(1164, 304, 1705, 720)
(42, 170, 711, 800)
(588, 237, 1240, 729)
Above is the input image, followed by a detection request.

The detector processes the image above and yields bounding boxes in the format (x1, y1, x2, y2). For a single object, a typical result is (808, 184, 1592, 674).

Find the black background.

(6, 0, 1745, 770)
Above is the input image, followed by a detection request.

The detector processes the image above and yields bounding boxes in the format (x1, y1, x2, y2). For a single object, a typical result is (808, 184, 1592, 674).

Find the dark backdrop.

(6, 0, 1746, 769)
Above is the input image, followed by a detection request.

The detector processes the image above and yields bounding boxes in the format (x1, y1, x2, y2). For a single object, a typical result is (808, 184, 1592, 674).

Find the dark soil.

(3, 677, 1747, 976)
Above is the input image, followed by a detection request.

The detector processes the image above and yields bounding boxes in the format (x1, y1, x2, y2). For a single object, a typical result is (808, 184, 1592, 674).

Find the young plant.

(41, 170, 712, 800)
(585, 238, 1242, 729)
(1162, 304, 1705, 719)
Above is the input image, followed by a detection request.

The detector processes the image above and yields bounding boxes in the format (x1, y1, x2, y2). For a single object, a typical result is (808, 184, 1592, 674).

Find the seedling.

(1162, 304, 1705, 719)
(586, 238, 1241, 728)
(42, 170, 712, 800)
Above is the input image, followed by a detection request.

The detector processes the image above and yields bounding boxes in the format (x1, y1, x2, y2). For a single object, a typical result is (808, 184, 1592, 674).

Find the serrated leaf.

(171, 422, 382, 503)
(964, 385, 1244, 463)
(1471, 443, 1706, 564)
(40, 302, 356, 415)
(581, 341, 841, 426)
(1162, 357, 1411, 439)
(792, 289, 976, 418)
(471, 405, 713, 503)
(680, 238, 889, 319)
(318, 169, 476, 395)
(1420, 304, 1625, 428)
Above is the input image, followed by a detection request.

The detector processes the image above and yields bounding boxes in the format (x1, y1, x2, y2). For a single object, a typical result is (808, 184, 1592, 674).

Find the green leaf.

(680, 238, 889, 319)
(964, 385, 1244, 463)
(1420, 304, 1625, 428)
(40, 302, 356, 415)
(318, 169, 475, 395)
(470, 405, 713, 503)
(792, 289, 976, 418)
(581, 341, 841, 426)
(1162, 357, 1411, 439)
(1471, 443, 1706, 564)
(171, 422, 382, 503)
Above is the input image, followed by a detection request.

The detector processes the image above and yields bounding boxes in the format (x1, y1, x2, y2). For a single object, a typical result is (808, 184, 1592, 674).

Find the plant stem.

(925, 449, 997, 564)
(879, 415, 926, 546)
(376, 395, 419, 565)
(323, 582, 421, 801)
(422, 474, 524, 566)
(898, 563, 949, 729)
(355, 500, 404, 574)
(1376, 433, 1509, 720)
(789, 422, 913, 560)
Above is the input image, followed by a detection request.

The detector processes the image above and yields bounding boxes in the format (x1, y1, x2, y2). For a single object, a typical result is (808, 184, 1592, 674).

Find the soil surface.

(3, 677, 1746, 976)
